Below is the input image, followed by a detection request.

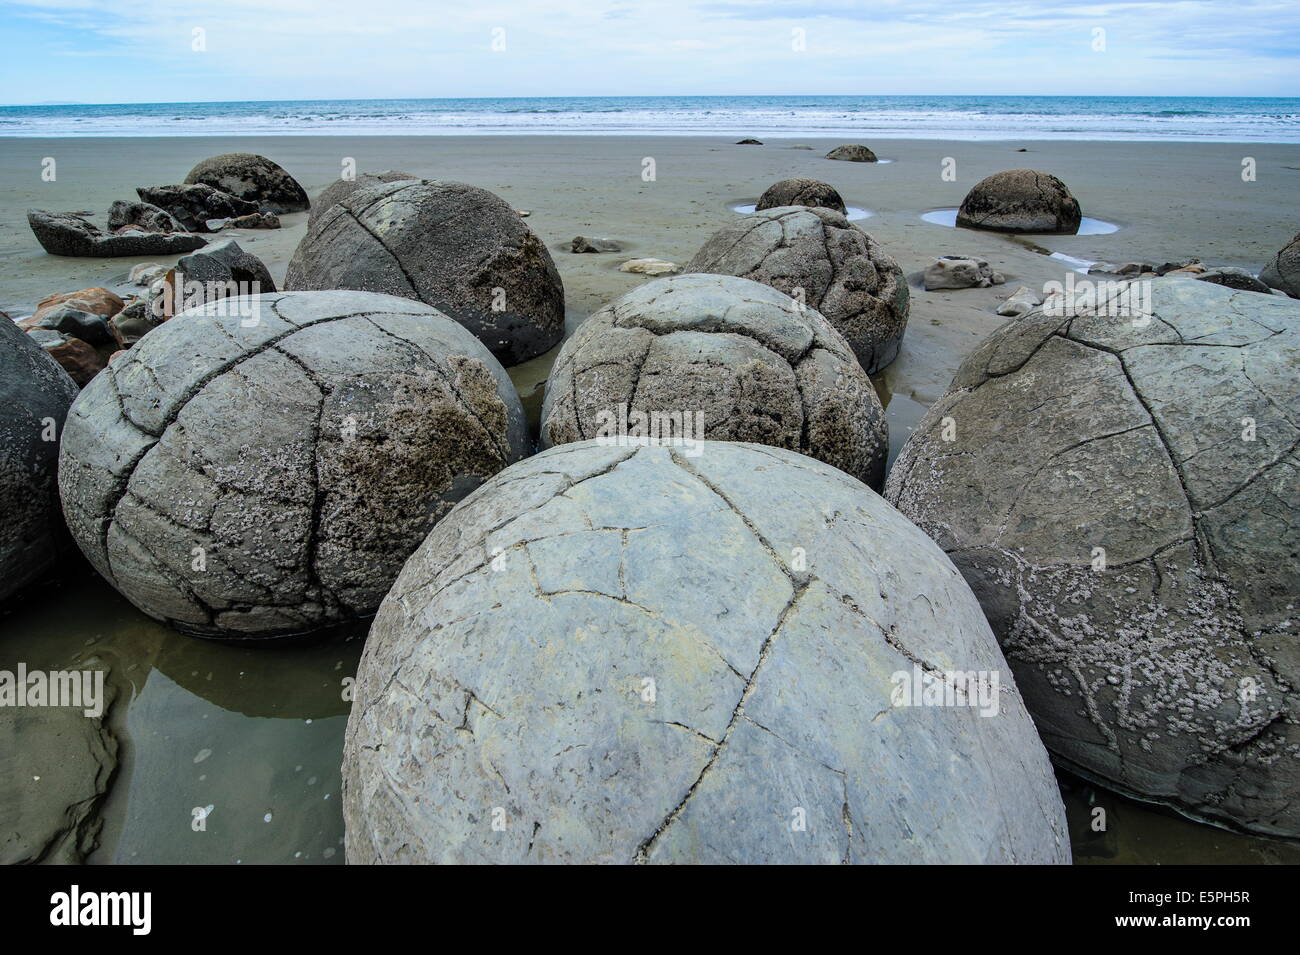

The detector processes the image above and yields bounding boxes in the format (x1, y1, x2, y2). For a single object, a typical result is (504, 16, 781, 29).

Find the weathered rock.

(310, 171, 415, 225)
(1260, 231, 1300, 298)
(1195, 267, 1271, 294)
(185, 152, 310, 214)
(35, 287, 123, 321)
(109, 300, 161, 346)
(341, 440, 1070, 864)
(170, 239, 277, 315)
(32, 307, 121, 348)
(32, 334, 106, 387)
(58, 290, 529, 640)
(570, 236, 622, 253)
(686, 206, 909, 375)
(924, 255, 1006, 291)
(1155, 259, 1200, 276)
(128, 263, 168, 286)
(996, 285, 1042, 317)
(735, 138, 763, 145)
(210, 212, 281, 231)
(756, 178, 846, 215)
(826, 144, 877, 162)
(136, 184, 259, 233)
(0, 317, 79, 602)
(619, 258, 680, 276)
(885, 280, 1300, 837)
(107, 200, 185, 235)
(285, 179, 564, 366)
(27, 210, 207, 258)
(956, 169, 1082, 234)
(540, 274, 888, 489)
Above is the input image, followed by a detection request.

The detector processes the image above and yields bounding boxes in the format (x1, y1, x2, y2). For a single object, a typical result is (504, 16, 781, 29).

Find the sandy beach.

(5, 134, 1298, 413)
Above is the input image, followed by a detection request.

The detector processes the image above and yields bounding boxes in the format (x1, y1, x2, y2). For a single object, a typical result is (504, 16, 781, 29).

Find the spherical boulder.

(309, 171, 415, 226)
(1261, 231, 1300, 298)
(57, 290, 529, 640)
(686, 206, 909, 375)
(342, 439, 1071, 864)
(185, 153, 309, 214)
(1, 317, 79, 603)
(956, 169, 1082, 234)
(756, 177, 846, 215)
(540, 274, 887, 489)
(285, 179, 565, 366)
(826, 144, 877, 162)
(885, 279, 1300, 837)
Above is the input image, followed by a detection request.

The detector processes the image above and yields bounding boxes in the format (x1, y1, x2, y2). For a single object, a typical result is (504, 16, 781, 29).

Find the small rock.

(571, 236, 622, 254)
(619, 258, 680, 276)
(35, 287, 123, 320)
(107, 200, 185, 235)
(32, 332, 105, 386)
(1195, 267, 1271, 294)
(109, 300, 162, 345)
(735, 138, 763, 145)
(128, 263, 167, 286)
(1155, 259, 1200, 276)
(31, 306, 120, 348)
(27, 210, 206, 258)
(924, 255, 1001, 291)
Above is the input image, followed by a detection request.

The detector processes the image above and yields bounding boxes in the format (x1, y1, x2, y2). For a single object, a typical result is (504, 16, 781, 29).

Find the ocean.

(1, 95, 1298, 142)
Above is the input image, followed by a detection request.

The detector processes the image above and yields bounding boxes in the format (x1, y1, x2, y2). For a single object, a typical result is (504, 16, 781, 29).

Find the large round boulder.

(756, 177, 846, 215)
(58, 290, 529, 640)
(686, 206, 909, 375)
(956, 169, 1082, 234)
(1261, 231, 1300, 298)
(540, 274, 888, 489)
(342, 440, 1070, 864)
(184, 153, 309, 214)
(309, 171, 415, 226)
(885, 279, 1300, 837)
(285, 179, 564, 366)
(826, 144, 877, 162)
(1, 317, 79, 603)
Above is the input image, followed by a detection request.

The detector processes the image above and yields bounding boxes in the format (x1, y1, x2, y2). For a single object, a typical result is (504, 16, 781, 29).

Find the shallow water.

(920, 207, 1121, 234)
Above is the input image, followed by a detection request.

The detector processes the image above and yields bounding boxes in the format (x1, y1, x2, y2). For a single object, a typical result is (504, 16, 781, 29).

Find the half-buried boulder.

(956, 169, 1082, 234)
(342, 439, 1071, 864)
(826, 144, 877, 162)
(285, 179, 565, 366)
(1261, 231, 1300, 298)
(755, 177, 846, 215)
(540, 274, 888, 490)
(185, 153, 309, 214)
(885, 279, 1300, 837)
(58, 290, 530, 641)
(0, 316, 79, 603)
(686, 206, 909, 375)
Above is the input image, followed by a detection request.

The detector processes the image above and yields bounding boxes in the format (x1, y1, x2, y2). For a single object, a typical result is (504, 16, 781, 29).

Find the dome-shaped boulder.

(686, 207, 909, 375)
(755, 178, 846, 215)
(956, 169, 1081, 234)
(886, 279, 1300, 837)
(184, 153, 309, 214)
(342, 440, 1070, 864)
(285, 179, 564, 366)
(57, 290, 529, 640)
(540, 274, 888, 489)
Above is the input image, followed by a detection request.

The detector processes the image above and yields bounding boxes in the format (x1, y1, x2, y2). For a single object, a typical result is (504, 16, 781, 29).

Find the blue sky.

(1, 0, 1297, 105)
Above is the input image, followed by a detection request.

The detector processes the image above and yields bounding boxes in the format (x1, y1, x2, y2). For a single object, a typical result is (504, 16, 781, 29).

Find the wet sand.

(2, 134, 1299, 863)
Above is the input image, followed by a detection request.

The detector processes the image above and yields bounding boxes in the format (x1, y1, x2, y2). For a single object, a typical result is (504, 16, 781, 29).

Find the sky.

(0, 0, 1297, 105)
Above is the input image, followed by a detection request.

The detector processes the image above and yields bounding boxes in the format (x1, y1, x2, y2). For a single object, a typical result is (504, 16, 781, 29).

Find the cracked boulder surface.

(57, 290, 529, 641)
(956, 169, 1082, 234)
(184, 152, 310, 214)
(310, 171, 416, 226)
(685, 206, 909, 375)
(885, 279, 1300, 837)
(756, 177, 847, 215)
(342, 440, 1070, 864)
(539, 274, 888, 490)
(0, 316, 79, 603)
(285, 179, 565, 367)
